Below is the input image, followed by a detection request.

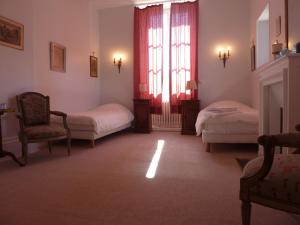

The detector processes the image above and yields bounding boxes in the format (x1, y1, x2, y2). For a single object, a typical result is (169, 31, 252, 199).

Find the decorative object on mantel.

(50, 42, 66, 73)
(296, 42, 300, 53)
(250, 43, 255, 71)
(272, 40, 283, 59)
(0, 108, 24, 166)
(0, 16, 24, 50)
(90, 52, 98, 77)
(280, 48, 291, 57)
(217, 46, 231, 68)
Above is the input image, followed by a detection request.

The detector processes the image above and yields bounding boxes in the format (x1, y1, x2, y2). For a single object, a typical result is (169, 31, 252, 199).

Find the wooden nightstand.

(181, 99, 200, 135)
(0, 108, 24, 166)
(133, 99, 152, 133)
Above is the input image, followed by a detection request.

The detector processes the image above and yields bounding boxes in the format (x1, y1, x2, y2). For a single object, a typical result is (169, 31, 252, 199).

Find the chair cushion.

(24, 124, 67, 140)
(242, 155, 300, 205)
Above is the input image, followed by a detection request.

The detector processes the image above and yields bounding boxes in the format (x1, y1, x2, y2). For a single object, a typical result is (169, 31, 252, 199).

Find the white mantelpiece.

(257, 54, 300, 139)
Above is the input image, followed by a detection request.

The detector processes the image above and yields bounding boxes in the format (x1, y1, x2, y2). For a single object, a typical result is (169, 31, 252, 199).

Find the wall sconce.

(113, 57, 122, 73)
(217, 46, 231, 68)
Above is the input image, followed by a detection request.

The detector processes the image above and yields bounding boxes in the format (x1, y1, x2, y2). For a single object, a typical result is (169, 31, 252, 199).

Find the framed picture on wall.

(251, 44, 256, 72)
(50, 42, 66, 73)
(0, 16, 24, 50)
(90, 56, 98, 77)
(276, 16, 281, 37)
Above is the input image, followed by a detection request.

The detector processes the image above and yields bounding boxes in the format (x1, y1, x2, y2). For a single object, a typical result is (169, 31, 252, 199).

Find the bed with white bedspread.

(52, 103, 134, 147)
(195, 100, 259, 152)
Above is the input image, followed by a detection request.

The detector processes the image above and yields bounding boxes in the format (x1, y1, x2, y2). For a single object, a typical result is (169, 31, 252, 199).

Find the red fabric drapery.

(134, 5, 163, 114)
(169, 1, 199, 113)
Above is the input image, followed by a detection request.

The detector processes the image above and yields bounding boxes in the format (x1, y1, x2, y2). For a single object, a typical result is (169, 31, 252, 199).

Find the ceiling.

(90, 0, 172, 9)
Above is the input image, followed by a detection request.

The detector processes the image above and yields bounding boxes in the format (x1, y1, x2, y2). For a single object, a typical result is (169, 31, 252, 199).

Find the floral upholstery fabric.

(21, 94, 49, 126)
(24, 124, 67, 140)
(242, 155, 300, 205)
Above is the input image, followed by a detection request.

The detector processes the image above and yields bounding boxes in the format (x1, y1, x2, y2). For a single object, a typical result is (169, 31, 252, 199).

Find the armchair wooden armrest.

(50, 111, 69, 130)
(50, 110, 67, 117)
(241, 133, 300, 188)
(258, 133, 300, 149)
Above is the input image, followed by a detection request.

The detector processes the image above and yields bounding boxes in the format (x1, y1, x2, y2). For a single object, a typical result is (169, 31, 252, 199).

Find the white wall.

(288, 0, 300, 50)
(32, 0, 101, 113)
(250, 0, 286, 109)
(198, 0, 251, 107)
(99, 6, 134, 111)
(0, 0, 100, 153)
(98, 0, 252, 110)
(0, 0, 34, 139)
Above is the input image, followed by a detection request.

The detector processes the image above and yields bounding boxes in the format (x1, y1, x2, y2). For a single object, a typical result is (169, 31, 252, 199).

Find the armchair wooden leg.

(21, 140, 28, 165)
(242, 201, 251, 225)
(48, 141, 52, 153)
(67, 137, 71, 156)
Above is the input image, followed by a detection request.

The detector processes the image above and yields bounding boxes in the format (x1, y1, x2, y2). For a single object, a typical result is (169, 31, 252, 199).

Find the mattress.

(203, 121, 258, 134)
(195, 100, 259, 136)
(52, 103, 134, 134)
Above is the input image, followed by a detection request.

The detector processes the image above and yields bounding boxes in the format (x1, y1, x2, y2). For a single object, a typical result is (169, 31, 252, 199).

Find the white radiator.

(152, 102, 181, 131)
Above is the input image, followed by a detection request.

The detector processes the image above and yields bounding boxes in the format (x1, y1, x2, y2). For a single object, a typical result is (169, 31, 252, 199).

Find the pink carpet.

(0, 131, 299, 225)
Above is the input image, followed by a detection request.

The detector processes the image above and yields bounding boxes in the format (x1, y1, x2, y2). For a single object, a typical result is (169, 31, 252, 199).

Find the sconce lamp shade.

(186, 80, 198, 91)
(139, 83, 147, 93)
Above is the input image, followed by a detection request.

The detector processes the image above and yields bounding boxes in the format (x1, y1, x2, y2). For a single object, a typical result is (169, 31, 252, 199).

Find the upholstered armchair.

(16, 92, 71, 165)
(240, 128, 300, 225)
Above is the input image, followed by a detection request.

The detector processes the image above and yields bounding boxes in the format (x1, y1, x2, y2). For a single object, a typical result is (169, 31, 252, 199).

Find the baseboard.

(152, 127, 181, 132)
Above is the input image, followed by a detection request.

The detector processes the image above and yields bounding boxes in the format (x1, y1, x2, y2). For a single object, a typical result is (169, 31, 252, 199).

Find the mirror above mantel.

(285, 0, 300, 51)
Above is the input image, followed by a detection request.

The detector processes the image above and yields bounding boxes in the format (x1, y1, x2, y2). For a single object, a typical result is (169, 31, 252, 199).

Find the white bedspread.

(195, 100, 258, 136)
(55, 104, 134, 134)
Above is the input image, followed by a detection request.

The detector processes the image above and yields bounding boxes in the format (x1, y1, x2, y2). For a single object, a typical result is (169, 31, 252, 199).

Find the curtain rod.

(135, 0, 196, 7)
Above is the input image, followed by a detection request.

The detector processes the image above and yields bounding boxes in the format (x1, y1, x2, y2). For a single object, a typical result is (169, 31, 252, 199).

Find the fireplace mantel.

(257, 53, 300, 139)
(257, 54, 300, 153)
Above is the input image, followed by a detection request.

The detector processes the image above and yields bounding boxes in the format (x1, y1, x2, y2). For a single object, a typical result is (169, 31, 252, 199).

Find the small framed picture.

(0, 16, 24, 50)
(251, 44, 256, 72)
(90, 56, 98, 77)
(50, 42, 66, 73)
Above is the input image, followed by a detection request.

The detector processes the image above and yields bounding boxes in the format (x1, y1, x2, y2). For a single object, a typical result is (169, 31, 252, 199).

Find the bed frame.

(202, 131, 258, 152)
(69, 122, 132, 147)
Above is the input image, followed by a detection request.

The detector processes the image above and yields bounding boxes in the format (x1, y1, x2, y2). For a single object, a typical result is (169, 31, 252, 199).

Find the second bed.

(195, 100, 259, 152)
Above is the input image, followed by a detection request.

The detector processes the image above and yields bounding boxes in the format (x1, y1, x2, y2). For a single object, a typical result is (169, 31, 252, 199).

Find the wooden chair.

(240, 127, 300, 225)
(16, 92, 71, 165)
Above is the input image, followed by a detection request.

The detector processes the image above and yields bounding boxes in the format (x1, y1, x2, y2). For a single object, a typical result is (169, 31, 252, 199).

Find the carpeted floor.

(0, 131, 299, 225)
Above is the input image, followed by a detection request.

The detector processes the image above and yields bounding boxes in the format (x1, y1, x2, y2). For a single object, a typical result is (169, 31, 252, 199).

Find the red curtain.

(169, 1, 199, 113)
(134, 5, 163, 114)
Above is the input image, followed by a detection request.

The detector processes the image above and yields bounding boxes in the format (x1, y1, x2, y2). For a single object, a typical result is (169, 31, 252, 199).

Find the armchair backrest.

(16, 92, 50, 126)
